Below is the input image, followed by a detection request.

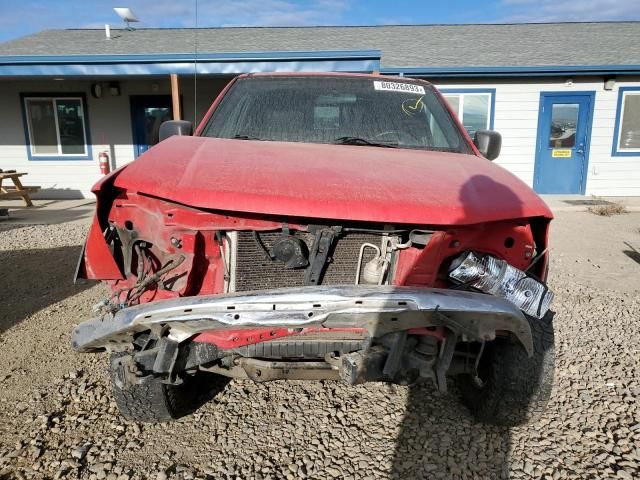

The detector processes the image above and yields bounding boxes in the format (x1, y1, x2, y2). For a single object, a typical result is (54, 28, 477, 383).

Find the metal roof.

(1, 22, 639, 73)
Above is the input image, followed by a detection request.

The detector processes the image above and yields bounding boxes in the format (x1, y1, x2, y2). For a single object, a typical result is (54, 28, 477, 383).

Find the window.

(440, 89, 495, 138)
(203, 76, 471, 153)
(549, 103, 579, 148)
(612, 87, 640, 156)
(21, 94, 92, 160)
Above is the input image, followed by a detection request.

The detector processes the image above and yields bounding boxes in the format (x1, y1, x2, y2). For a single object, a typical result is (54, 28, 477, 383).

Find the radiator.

(233, 230, 385, 292)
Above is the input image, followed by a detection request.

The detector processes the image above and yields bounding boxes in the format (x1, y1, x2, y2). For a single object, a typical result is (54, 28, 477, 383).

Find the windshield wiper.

(333, 136, 397, 148)
(232, 134, 264, 140)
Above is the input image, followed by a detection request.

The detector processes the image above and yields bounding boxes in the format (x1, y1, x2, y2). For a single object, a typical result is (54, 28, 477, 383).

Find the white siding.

(432, 76, 640, 196)
(0, 74, 639, 198)
(0, 77, 229, 198)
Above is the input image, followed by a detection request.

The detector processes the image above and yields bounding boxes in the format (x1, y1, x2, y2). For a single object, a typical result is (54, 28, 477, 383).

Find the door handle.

(576, 144, 585, 155)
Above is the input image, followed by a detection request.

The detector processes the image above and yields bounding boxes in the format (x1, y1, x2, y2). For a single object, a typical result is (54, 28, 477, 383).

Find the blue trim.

(0, 59, 380, 76)
(0, 50, 381, 76)
(611, 86, 640, 157)
(533, 91, 596, 195)
(19, 92, 93, 161)
(381, 64, 640, 78)
(1, 50, 637, 77)
(438, 88, 496, 130)
(0, 50, 381, 64)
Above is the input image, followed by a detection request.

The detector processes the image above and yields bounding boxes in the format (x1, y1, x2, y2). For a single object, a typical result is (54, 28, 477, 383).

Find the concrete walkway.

(1, 196, 639, 226)
(0, 199, 95, 225)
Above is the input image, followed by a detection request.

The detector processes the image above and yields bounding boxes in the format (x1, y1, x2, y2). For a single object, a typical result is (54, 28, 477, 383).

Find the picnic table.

(0, 171, 40, 207)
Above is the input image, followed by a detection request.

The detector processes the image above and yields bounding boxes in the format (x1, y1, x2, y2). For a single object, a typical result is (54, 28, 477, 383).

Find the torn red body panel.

(81, 215, 124, 280)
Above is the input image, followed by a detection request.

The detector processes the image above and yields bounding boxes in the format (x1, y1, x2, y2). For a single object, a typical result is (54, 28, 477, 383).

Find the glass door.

(130, 95, 173, 157)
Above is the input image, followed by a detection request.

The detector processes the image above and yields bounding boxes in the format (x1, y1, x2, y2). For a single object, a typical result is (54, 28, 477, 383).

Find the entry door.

(130, 95, 173, 157)
(533, 93, 594, 194)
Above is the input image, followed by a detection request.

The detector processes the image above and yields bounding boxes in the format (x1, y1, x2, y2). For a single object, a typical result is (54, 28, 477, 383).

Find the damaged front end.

(73, 285, 533, 392)
(74, 190, 553, 394)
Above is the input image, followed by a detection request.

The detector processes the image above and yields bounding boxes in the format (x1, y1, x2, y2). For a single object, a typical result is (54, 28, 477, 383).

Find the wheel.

(456, 312, 555, 426)
(109, 352, 212, 423)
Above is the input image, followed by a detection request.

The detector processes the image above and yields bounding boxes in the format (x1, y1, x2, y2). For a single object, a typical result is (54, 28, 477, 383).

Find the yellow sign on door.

(552, 149, 572, 158)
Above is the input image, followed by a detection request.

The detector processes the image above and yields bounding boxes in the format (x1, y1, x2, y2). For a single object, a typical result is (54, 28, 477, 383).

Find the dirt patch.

(587, 200, 628, 217)
(549, 211, 640, 292)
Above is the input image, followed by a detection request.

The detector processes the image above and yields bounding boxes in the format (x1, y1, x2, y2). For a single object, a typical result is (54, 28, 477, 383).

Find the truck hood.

(113, 136, 552, 225)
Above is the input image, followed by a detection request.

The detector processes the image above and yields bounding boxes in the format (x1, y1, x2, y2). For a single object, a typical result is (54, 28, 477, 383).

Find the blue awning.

(0, 50, 381, 76)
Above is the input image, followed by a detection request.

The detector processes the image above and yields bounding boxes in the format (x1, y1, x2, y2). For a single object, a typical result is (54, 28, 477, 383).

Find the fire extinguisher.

(99, 151, 110, 175)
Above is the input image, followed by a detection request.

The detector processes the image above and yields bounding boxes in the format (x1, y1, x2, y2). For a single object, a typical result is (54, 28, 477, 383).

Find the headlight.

(448, 251, 553, 319)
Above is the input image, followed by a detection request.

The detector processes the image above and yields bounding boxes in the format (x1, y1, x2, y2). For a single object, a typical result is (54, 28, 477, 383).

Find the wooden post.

(170, 73, 181, 120)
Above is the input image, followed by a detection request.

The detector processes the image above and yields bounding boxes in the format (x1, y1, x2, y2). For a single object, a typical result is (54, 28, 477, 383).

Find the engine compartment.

(79, 189, 549, 306)
(71, 174, 554, 398)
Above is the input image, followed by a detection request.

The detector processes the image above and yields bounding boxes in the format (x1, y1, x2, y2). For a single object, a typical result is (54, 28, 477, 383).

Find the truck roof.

(241, 71, 433, 86)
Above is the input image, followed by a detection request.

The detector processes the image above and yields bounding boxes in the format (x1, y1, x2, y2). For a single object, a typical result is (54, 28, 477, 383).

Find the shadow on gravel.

(0, 245, 94, 332)
(0, 223, 33, 233)
(390, 383, 510, 479)
(178, 373, 231, 419)
(387, 174, 533, 479)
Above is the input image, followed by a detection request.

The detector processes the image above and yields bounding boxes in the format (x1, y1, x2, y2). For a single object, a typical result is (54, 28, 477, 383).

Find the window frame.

(20, 92, 93, 161)
(439, 88, 496, 135)
(612, 86, 640, 157)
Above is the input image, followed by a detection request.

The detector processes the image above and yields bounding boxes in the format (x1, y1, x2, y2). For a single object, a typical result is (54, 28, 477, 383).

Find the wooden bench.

(0, 172, 40, 207)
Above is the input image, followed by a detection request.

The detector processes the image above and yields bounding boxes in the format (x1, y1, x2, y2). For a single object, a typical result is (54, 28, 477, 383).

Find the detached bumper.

(72, 286, 532, 354)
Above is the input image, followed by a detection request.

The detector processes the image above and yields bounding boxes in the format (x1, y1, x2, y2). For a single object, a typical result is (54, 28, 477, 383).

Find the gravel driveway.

(0, 211, 639, 480)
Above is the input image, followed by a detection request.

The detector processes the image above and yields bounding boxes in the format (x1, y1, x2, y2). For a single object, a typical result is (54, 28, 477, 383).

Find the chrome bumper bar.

(72, 286, 532, 354)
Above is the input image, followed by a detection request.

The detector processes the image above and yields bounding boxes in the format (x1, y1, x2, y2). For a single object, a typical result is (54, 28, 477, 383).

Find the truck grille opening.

(235, 329, 368, 358)
(233, 230, 386, 292)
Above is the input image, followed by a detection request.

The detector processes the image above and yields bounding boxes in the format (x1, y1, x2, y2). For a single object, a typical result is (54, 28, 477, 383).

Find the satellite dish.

(113, 7, 139, 30)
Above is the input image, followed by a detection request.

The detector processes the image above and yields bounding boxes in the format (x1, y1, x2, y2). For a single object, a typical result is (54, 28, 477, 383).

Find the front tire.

(109, 352, 198, 423)
(457, 313, 555, 426)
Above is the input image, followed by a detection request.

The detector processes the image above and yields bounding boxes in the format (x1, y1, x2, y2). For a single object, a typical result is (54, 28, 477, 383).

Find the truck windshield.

(202, 76, 471, 153)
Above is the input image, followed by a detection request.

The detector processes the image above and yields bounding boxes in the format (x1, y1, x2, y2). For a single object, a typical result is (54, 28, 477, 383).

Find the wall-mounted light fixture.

(90, 83, 103, 98)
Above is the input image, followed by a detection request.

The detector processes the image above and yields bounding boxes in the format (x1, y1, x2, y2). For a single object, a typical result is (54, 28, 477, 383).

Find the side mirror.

(159, 120, 193, 142)
(473, 129, 501, 161)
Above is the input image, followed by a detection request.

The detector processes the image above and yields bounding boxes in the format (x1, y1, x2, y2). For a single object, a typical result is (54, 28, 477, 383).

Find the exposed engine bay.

(75, 190, 552, 395)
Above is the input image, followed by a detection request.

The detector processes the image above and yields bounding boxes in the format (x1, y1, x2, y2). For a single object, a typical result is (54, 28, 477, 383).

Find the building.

(0, 22, 639, 198)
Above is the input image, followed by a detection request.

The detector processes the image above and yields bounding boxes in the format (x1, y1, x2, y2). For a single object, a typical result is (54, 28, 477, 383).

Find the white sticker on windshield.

(373, 80, 425, 94)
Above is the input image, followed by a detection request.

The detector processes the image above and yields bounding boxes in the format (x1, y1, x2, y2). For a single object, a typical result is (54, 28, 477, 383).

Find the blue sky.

(1, 0, 639, 43)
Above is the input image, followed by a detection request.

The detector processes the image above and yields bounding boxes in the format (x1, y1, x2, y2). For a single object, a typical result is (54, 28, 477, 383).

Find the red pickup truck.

(73, 73, 554, 426)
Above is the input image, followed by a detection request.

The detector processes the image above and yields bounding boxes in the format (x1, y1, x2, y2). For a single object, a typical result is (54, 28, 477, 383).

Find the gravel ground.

(0, 211, 639, 480)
